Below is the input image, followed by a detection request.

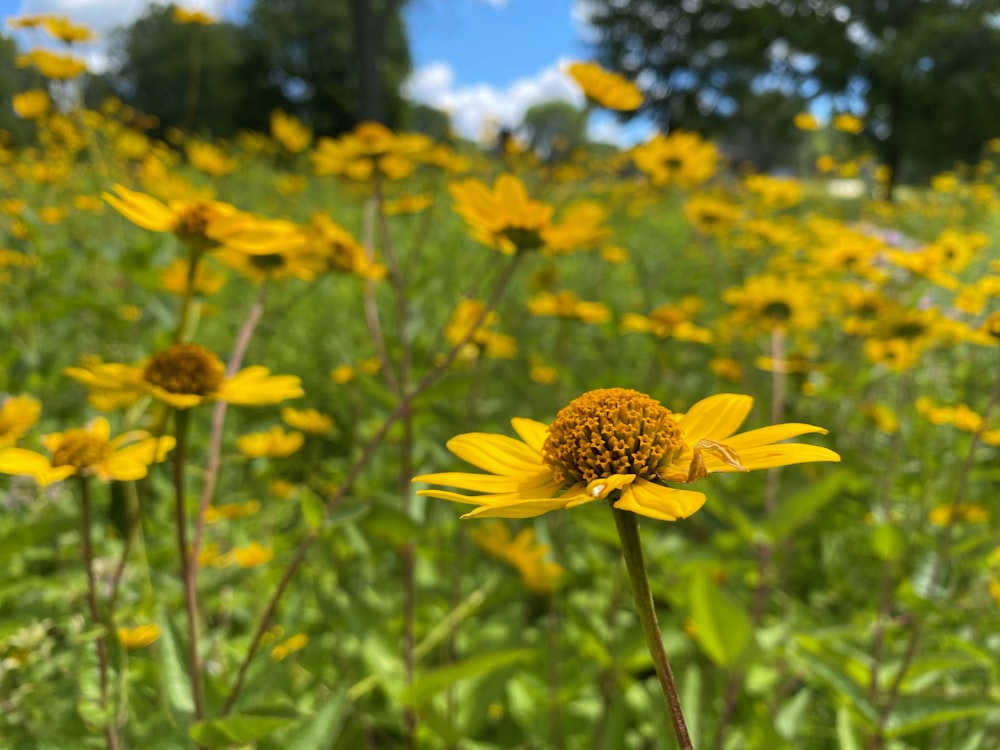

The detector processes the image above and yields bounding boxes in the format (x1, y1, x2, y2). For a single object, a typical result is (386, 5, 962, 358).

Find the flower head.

(0, 395, 41, 448)
(415, 388, 839, 521)
(0, 417, 174, 486)
(566, 61, 642, 111)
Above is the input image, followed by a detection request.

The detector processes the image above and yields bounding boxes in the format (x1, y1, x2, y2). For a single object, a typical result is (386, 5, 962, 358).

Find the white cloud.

(403, 59, 656, 147)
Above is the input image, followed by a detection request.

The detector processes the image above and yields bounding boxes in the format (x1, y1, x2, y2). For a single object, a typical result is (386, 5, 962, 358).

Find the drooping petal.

(103, 185, 176, 231)
(677, 394, 753, 443)
(724, 423, 829, 451)
(612, 478, 707, 521)
(412, 470, 557, 494)
(510, 418, 549, 454)
(461, 497, 571, 519)
(446, 433, 547, 476)
(703, 443, 841, 473)
(217, 367, 303, 405)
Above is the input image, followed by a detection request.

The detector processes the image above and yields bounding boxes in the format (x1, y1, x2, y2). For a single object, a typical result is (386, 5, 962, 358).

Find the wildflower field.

(3, 13, 1000, 750)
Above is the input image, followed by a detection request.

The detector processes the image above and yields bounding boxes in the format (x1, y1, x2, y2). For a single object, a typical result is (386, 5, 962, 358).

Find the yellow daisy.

(237, 426, 305, 458)
(103, 184, 240, 250)
(117, 624, 161, 650)
(415, 388, 840, 521)
(0, 394, 41, 448)
(566, 61, 642, 111)
(0, 417, 175, 486)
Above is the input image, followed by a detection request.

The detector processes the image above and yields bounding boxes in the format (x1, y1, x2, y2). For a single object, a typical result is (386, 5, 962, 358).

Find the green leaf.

(400, 649, 536, 708)
(299, 491, 324, 531)
(688, 572, 754, 668)
(870, 523, 906, 562)
(359, 505, 419, 549)
(883, 695, 1000, 738)
(761, 472, 848, 542)
(190, 710, 299, 747)
(157, 611, 194, 724)
(277, 687, 350, 750)
(836, 704, 862, 750)
(0, 515, 77, 559)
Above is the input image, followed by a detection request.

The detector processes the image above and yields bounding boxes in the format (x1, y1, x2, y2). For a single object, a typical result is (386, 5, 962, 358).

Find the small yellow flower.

(0, 417, 175, 486)
(444, 300, 518, 361)
(271, 633, 308, 661)
(226, 542, 274, 568)
(929, 503, 989, 527)
(271, 110, 311, 154)
(566, 61, 642, 111)
(709, 358, 744, 383)
(159, 257, 227, 295)
(42, 16, 95, 44)
(116, 624, 161, 650)
(330, 365, 355, 384)
(16, 49, 88, 79)
(12, 89, 50, 120)
(529, 358, 559, 385)
(281, 407, 334, 435)
(174, 7, 216, 24)
(187, 141, 237, 176)
(103, 184, 241, 250)
(631, 130, 718, 188)
(0, 395, 41, 448)
(527, 291, 611, 324)
(63, 358, 149, 412)
(793, 112, 820, 131)
(204, 500, 261, 523)
(415, 388, 840, 521)
(468, 522, 563, 593)
(832, 113, 864, 134)
(449, 174, 554, 254)
(237, 426, 305, 458)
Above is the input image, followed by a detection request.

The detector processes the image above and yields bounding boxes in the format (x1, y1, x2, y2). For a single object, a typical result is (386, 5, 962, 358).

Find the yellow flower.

(159, 257, 226, 295)
(0, 395, 41, 448)
(566, 61, 642, 111)
(709, 358, 743, 383)
(281, 407, 334, 435)
(212, 216, 323, 283)
(86, 344, 303, 410)
(621, 299, 714, 344)
(237, 426, 305, 458)
(311, 121, 431, 181)
(383, 193, 434, 217)
(815, 155, 837, 173)
(415, 388, 840, 521)
(723, 275, 823, 333)
(174, 7, 216, 24)
(12, 90, 50, 120)
(631, 130, 718, 188)
(103, 184, 240, 250)
(116, 624, 161, 650)
(793, 112, 820, 131)
(449, 174, 554, 254)
(928, 503, 989, 527)
(529, 359, 559, 385)
(271, 633, 308, 661)
(684, 195, 742, 234)
(187, 141, 238, 176)
(307, 212, 384, 279)
(63, 358, 149, 412)
(468, 522, 564, 593)
(17, 49, 87, 79)
(527, 291, 611, 324)
(42, 16, 95, 44)
(444, 300, 518, 361)
(204, 500, 261, 523)
(743, 174, 802, 210)
(271, 110, 311, 154)
(0, 417, 175, 486)
(226, 542, 274, 568)
(6, 15, 52, 29)
(832, 113, 864, 134)
(330, 365, 355, 384)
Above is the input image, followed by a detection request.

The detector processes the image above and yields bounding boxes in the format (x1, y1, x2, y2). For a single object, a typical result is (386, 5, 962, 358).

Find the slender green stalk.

(612, 507, 694, 750)
(171, 408, 205, 722)
(174, 247, 204, 344)
(79, 476, 122, 750)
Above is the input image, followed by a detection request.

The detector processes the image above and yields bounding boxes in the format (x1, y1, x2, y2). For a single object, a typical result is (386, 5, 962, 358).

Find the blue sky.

(2, 0, 654, 145)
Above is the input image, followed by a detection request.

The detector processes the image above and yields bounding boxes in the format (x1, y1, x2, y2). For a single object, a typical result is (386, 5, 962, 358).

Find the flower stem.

(79, 476, 122, 750)
(171, 408, 205, 723)
(612, 507, 694, 750)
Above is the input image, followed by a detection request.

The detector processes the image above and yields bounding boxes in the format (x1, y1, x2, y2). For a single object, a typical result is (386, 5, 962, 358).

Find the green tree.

(586, 0, 1000, 186)
(106, 4, 246, 136)
(521, 100, 587, 162)
(238, 0, 411, 135)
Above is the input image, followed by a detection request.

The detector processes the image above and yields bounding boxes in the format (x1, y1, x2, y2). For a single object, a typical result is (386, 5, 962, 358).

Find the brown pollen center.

(143, 343, 225, 395)
(51, 430, 111, 469)
(542, 387, 684, 486)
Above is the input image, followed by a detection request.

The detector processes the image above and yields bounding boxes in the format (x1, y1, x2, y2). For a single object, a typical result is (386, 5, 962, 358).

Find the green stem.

(79, 476, 122, 750)
(612, 507, 694, 750)
(175, 247, 204, 344)
(172, 408, 205, 722)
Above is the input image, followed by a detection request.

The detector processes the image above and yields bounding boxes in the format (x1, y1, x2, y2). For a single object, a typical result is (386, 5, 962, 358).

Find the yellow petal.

(412, 470, 556, 494)
(446, 433, 545, 476)
(704, 443, 841, 473)
(510, 418, 549, 454)
(217, 367, 303, 405)
(677, 394, 753, 443)
(565, 474, 636, 506)
(612, 478, 706, 521)
(460, 497, 570, 519)
(725, 423, 828, 451)
(0, 448, 76, 485)
(103, 185, 175, 231)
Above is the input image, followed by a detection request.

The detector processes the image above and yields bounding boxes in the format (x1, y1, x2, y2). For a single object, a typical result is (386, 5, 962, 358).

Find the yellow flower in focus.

(187, 141, 237, 176)
(174, 7, 216, 24)
(468, 522, 564, 593)
(631, 130, 718, 188)
(566, 61, 642, 111)
(237, 426, 305, 458)
(116, 624, 161, 650)
(793, 112, 820, 131)
(12, 90, 50, 120)
(271, 110, 311, 154)
(527, 291, 611, 324)
(0, 417, 175, 486)
(929, 503, 989, 527)
(42, 16, 95, 43)
(0, 395, 41, 448)
(281, 407, 334, 435)
(17, 49, 87, 79)
(415, 388, 840, 521)
(832, 113, 864, 134)
(159, 257, 226, 295)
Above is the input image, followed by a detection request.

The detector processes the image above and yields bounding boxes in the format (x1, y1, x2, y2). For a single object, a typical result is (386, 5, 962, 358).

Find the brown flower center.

(542, 388, 684, 486)
(143, 343, 225, 395)
(51, 430, 111, 469)
(501, 226, 545, 252)
(174, 203, 219, 246)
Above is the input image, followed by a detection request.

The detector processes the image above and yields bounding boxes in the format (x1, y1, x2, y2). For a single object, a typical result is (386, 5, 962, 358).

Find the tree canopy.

(586, 0, 1000, 181)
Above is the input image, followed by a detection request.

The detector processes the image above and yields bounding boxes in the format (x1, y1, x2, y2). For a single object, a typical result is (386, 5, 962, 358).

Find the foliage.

(520, 99, 587, 162)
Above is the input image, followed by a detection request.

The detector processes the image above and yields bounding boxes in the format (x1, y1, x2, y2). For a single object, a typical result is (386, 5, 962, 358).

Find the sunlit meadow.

(2, 10, 1000, 750)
